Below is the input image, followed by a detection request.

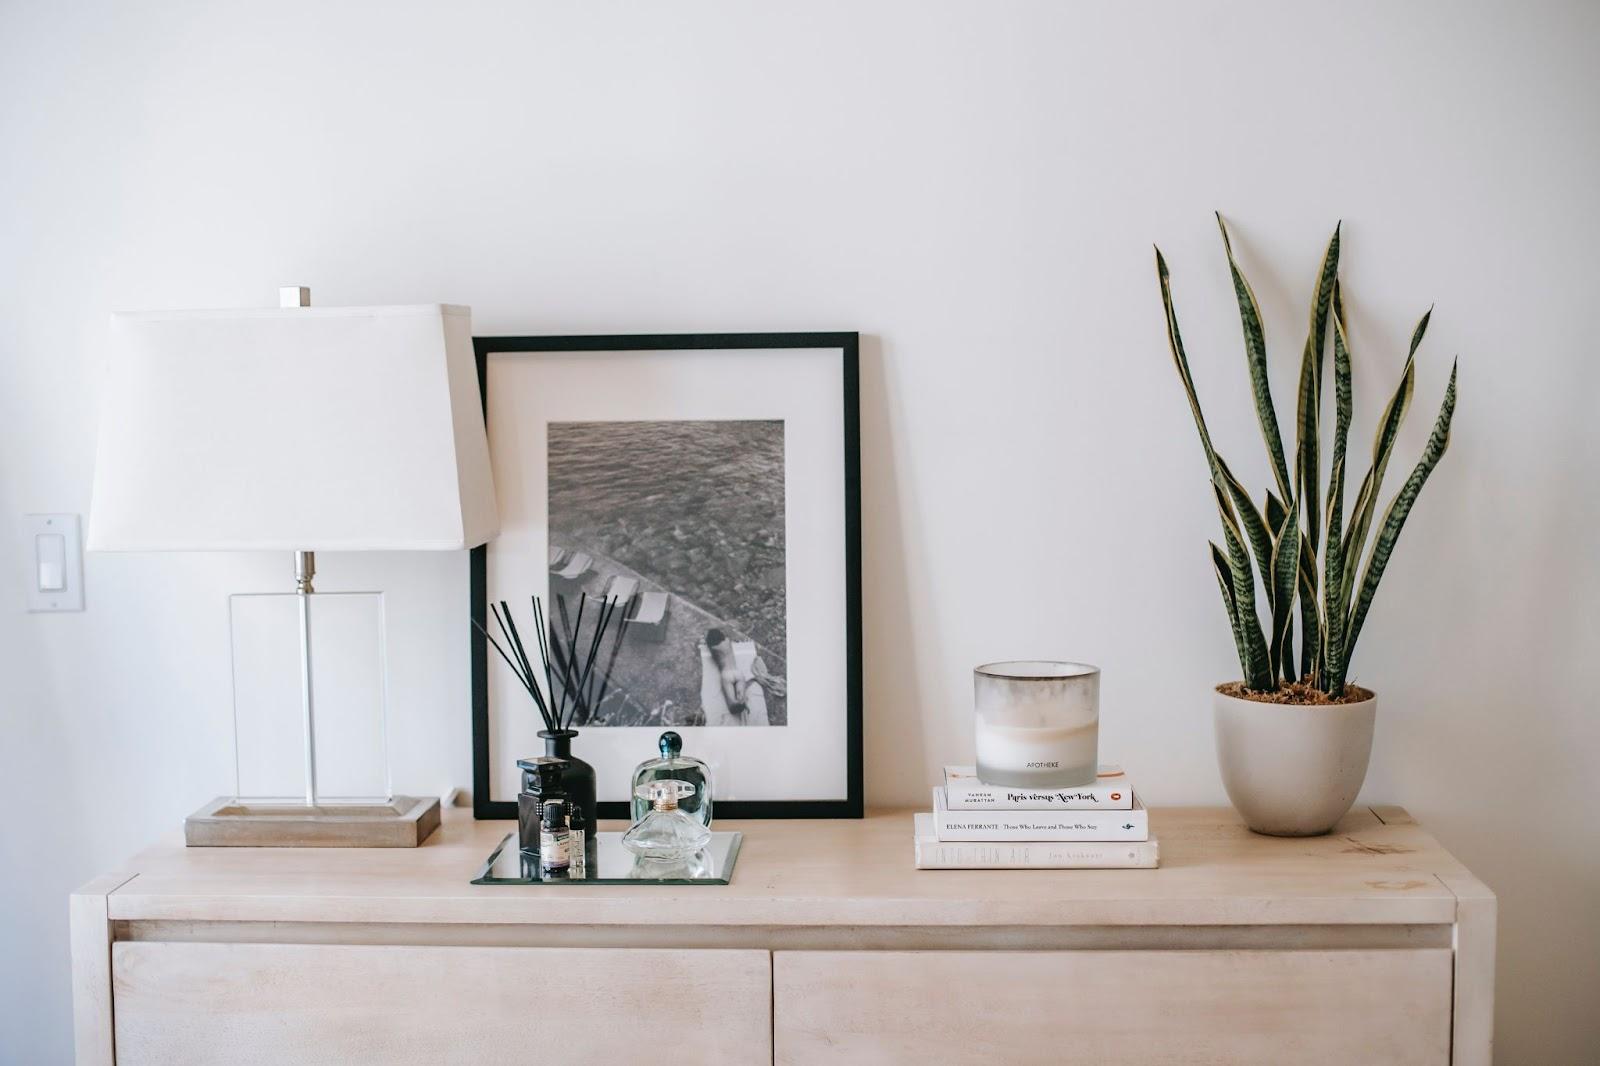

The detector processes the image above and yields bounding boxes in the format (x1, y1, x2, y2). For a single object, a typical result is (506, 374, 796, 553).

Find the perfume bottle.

(630, 731, 713, 828)
(625, 848, 713, 881)
(622, 780, 712, 860)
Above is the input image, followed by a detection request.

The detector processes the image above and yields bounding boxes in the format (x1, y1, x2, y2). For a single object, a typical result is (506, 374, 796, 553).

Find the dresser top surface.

(89, 805, 1489, 927)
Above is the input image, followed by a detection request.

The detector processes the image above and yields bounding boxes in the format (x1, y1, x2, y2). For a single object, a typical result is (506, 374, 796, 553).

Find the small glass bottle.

(630, 731, 713, 829)
(539, 799, 572, 877)
(622, 780, 712, 860)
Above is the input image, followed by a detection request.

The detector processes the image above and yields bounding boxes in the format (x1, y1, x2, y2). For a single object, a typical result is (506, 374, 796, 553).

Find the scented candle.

(973, 661, 1100, 787)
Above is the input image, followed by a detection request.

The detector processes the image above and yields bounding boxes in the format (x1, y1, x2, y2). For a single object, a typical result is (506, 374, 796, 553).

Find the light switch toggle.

(24, 513, 84, 612)
(36, 533, 66, 591)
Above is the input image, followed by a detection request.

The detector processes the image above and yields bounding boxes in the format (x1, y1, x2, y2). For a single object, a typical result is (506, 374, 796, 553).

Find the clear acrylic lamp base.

(183, 587, 439, 847)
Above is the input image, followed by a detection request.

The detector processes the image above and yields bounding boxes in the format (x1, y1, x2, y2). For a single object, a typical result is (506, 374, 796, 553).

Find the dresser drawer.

(773, 948, 1451, 1065)
(113, 942, 771, 1065)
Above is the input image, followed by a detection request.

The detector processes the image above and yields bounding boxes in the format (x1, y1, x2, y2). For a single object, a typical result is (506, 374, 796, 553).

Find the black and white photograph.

(546, 419, 789, 728)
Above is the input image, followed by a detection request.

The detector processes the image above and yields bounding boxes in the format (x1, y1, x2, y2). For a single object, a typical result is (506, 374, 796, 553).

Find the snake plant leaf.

(1340, 467, 1375, 614)
(1217, 214, 1293, 502)
(1309, 225, 1341, 397)
(1156, 247, 1221, 478)
(1265, 490, 1287, 536)
(1264, 487, 1299, 676)
(1344, 360, 1457, 666)
(1227, 534, 1274, 692)
(1211, 542, 1250, 682)
(1321, 454, 1349, 689)
(1340, 307, 1426, 611)
(1408, 305, 1435, 361)
(1294, 224, 1341, 557)
(1215, 482, 1273, 689)
(1261, 488, 1295, 676)
(1296, 536, 1321, 682)
(1294, 349, 1320, 556)
(1321, 285, 1355, 690)
(1328, 283, 1356, 483)
(1161, 247, 1274, 691)
(1216, 455, 1276, 589)
(1266, 503, 1300, 683)
(1281, 617, 1296, 686)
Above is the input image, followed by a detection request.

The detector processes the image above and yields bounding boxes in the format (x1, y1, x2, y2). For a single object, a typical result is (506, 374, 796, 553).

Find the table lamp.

(88, 287, 498, 846)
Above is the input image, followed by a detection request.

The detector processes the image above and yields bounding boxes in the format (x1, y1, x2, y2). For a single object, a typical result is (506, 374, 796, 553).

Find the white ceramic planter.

(1213, 687, 1377, 836)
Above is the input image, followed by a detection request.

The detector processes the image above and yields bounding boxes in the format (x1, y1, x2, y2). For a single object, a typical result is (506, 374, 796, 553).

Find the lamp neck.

(294, 551, 316, 595)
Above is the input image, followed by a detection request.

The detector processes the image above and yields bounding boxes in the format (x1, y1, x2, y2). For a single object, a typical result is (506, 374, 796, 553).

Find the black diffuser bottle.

(539, 729, 597, 834)
(517, 756, 565, 857)
(517, 754, 594, 877)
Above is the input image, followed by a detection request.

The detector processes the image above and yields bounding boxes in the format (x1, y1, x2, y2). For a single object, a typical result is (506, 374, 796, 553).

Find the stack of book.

(915, 765, 1158, 869)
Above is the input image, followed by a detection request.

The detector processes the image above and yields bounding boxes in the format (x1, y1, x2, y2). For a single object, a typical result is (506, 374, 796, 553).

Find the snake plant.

(1156, 216, 1457, 696)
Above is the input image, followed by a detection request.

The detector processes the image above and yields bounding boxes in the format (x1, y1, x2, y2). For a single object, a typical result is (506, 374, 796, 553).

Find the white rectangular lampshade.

(88, 304, 499, 551)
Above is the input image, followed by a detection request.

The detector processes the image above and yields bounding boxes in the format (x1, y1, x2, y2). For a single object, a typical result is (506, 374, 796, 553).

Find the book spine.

(915, 838, 1159, 869)
(933, 809, 1148, 842)
(942, 785, 1133, 811)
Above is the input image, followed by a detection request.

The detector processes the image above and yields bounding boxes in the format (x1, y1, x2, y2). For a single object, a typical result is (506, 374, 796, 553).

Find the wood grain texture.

(105, 806, 1464, 927)
(112, 942, 771, 1066)
(70, 874, 133, 1066)
(773, 948, 1453, 1065)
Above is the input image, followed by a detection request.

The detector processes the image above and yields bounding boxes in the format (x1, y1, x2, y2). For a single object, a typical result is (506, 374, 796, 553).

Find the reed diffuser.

(474, 592, 628, 832)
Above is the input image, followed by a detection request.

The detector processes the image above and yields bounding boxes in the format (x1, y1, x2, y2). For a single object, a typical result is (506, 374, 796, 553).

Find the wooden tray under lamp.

(184, 795, 441, 848)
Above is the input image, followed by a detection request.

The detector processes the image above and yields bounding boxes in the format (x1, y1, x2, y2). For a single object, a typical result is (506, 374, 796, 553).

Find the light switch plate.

(24, 514, 84, 612)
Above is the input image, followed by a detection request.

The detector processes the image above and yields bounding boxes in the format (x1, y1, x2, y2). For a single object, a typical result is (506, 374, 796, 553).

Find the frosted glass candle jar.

(973, 661, 1100, 787)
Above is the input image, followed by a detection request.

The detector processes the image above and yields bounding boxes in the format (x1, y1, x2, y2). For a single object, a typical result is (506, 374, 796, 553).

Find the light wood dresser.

(72, 805, 1494, 1065)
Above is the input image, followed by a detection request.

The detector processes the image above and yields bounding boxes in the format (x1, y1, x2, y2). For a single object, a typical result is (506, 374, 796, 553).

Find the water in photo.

(546, 420, 788, 727)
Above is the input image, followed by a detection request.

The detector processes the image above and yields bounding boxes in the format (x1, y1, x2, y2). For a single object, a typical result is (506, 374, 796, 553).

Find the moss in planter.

(1217, 680, 1374, 705)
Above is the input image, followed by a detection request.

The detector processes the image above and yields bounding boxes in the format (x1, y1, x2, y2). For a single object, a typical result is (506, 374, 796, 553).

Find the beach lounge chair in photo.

(603, 574, 640, 613)
(548, 546, 569, 569)
(550, 551, 593, 583)
(625, 590, 670, 641)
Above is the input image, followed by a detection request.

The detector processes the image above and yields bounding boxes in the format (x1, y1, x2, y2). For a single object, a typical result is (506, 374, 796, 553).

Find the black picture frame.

(470, 332, 862, 820)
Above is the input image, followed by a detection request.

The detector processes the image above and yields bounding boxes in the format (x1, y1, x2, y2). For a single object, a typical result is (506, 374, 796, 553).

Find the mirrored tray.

(472, 831, 743, 886)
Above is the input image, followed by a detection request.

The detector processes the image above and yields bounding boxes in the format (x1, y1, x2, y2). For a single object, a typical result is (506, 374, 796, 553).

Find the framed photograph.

(471, 333, 862, 819)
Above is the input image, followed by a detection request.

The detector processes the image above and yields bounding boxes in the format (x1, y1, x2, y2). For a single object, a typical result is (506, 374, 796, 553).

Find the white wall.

(2, 1, 1596, 1061)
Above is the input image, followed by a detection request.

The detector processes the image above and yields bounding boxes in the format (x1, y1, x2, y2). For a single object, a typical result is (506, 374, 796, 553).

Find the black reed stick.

(473, 619, 535, 700)
(553, 593, 585, 728)
(492, 602, 554, 731)
(475, 591, 628, 736)
(579, 593, 617, 727)
(589, 603, 630, 717)
(578, 594, 621, 722)
(496, 601, 538, 688)
(569, 594, 610, 729)
(531, 596, 558, 725)
(494, 602, 540, 706)
(487, 604, 533, 698)
(474, 618, 560, 733)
